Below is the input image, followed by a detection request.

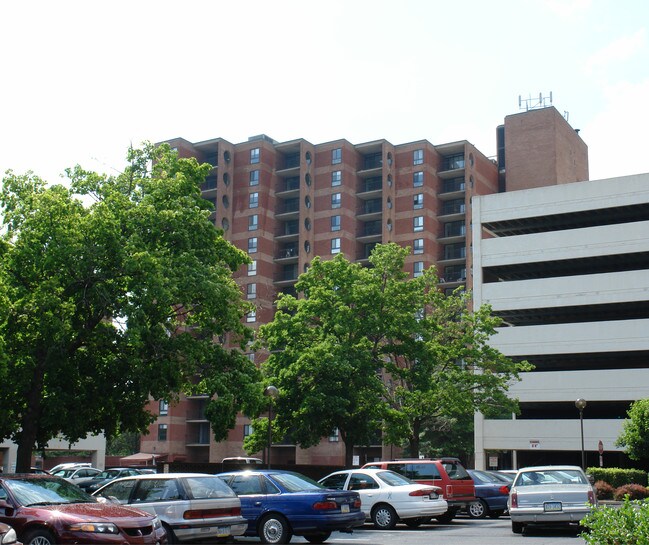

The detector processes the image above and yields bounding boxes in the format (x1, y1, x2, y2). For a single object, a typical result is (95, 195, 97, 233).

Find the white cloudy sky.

(1, 0, 648, 183)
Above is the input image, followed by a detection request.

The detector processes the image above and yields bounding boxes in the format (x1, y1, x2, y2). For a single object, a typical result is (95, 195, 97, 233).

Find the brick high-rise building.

(140, 106, 588, 466)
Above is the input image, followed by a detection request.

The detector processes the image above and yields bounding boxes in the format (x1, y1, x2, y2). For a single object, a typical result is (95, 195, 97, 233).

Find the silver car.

(93, 473, 247, 543)
(508, 465, 596, 534)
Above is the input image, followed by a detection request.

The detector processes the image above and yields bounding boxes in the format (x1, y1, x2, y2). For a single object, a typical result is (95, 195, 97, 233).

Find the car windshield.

(376, 471, 413, 487)
(269, 473, 324, 492)
(5, 478, 96, 506)
(470, 470, 501, 484)
(52, 469, 75, 478)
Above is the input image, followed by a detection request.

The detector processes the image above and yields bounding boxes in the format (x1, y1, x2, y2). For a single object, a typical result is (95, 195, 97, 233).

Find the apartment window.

(246, 353, 255, 363)
(246, 309, 256, 323)
(243, 424, 253, 437)
(413, 238, 424, 254)
(249, 170, 260, 186)
(247, 259, 257, 276)
(248, 237, 258, 253)
(414, 216, 424, 232)
(414, 193, 424, 209)
(246, 283, 257, 299)
(329, 428, 340, 442)
(331, 215, 341, 231)
(330, 170, 342, 187)
(413, 171, 424, 187)
(331, 238, 341, 254)
(250, 148, 260, 164)
(332, 148, 342, 164)
(413, 261, 424, 278)
(331, 193, 341, 209)
(249, 192, 259, 208)
(413, 149, 424, 165)
(248, 214, 259, 231)
(158, 424, 168, 441)
(159, 400, 169, 416)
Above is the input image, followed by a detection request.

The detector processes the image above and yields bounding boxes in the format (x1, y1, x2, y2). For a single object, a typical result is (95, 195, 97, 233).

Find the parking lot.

(235, 516, 587, 545)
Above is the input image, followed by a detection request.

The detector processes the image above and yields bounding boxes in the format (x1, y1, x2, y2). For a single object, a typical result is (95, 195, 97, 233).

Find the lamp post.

(264, 385, 279, 469)
(575, 398, 587, 469)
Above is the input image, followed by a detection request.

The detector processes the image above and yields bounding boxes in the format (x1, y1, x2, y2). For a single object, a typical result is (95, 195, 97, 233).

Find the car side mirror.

(0, 499, 14, 516)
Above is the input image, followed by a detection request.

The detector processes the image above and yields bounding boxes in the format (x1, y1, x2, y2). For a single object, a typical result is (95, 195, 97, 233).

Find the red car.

(0, 474, 166, 545)
(0, 522, 20, 545)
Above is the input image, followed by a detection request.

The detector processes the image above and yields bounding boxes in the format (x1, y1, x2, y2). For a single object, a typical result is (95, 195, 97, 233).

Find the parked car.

(0, 522, 20, 545)
(0, 474, 166, 545)
(78, 468, 144, 493)
(490, 470, 515, 483)
(465, 469, 511, 519)
(508, 465, 597, 534)
(93, 472, 247, 543)
(319, 468, 447, 529)
(362, 458, 475, 523)
(51, 466, 102, 486)
(217, 470, 365, 544)
(48, 462, 92, 474)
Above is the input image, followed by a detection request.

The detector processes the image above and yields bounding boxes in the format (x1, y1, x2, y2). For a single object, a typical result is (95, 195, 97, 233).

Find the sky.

(1, 0, 648, 184)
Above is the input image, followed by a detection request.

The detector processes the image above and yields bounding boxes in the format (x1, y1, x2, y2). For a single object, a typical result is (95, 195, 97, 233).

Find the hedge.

(587, 467, 648, 487)
(581, 498, 649, 544)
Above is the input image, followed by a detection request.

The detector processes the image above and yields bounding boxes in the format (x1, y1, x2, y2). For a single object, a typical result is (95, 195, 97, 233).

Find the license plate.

(341, 504, 350, 513)
(216, 527, 230, 536)
(544, 502, 562, 512)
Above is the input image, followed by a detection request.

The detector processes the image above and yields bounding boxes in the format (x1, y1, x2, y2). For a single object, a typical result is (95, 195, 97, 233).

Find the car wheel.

(304, 531, 332, 543)
(435, 510, 455, 524)
(162, 523, 178, 544)
(259, 513, 292, 544)
(468, 499, 488, 519)
(489, 510, 504, 519)
(23, 528, 56, 545)
(372, 504, 398, 530)
(512, 521, 524, 534)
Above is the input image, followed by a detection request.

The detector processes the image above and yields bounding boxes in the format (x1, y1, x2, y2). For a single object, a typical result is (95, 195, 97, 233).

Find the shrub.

(594, 480, 615, 500)
(614, 483, 649, 501)
(581, 497, 649, 544)
(587, 467, 648, 487)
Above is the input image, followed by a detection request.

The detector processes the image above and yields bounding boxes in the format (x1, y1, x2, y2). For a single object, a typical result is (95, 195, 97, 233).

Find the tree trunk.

(408, 419, 421, 459)
(15, 355, 46, 473)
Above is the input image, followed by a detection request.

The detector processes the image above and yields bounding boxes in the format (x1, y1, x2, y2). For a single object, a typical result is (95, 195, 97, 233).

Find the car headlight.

(152, 516, 162, 530)
(67, 522, 119, 534)
(1, 528, 18, 544)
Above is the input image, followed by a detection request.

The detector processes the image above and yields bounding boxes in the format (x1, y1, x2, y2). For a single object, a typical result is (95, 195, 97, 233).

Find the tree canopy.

(616, 398, 649, 461)
(0, 144, 262, 472)
(251, 243, 530, 462)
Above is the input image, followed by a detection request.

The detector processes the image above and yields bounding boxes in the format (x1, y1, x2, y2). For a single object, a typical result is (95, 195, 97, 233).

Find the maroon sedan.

(0, 474, 166, 545)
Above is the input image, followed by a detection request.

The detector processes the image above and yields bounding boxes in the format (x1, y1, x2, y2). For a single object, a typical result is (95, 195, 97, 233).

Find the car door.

(349, 473, 383, 513)
(226, 474, 267, 532)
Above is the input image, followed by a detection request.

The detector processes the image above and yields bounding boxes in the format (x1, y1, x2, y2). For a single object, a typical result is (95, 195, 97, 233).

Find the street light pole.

(575, 398, 587, 469)
(264, 385, 279, 469)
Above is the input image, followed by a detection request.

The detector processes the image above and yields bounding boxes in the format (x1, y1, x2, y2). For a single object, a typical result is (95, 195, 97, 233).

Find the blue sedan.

(217, 470, 365, 544)
(465, 469, 511, 519)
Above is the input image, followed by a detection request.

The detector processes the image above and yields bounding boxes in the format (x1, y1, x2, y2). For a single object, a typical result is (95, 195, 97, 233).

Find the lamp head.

(264, 385, 279, 398)
(575, 398, 587, 411)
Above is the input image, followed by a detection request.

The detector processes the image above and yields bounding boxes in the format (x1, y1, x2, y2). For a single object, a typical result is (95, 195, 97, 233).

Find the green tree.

(252, 253, 388, 466)
(252, 243, 529, 462)
(616, 398, 649, 461)
(0, 144, 262, 472)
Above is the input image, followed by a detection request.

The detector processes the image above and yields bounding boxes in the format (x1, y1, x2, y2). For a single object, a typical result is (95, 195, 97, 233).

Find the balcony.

(201, 174, 217, 194)
(357, 198, 383, 220)
(276, 198, 300, 219)
(277, 177, 300, 197)
(439, 220, 467, 243)
(356, 242, 379, 263)
(275, 246, 299, 261)
(357, 220, 383, 241)
(357, 152, 383, 178)
(276, 153, 301, 176)
(439, 243, 466, 265)
(274, 264, 299, 286)
(276, 220, 300, 241)
(358, 176, 382, 199)
(186, 422, 211, 447)
(439, 177, 466, 200)
(439, 199, 466, 222)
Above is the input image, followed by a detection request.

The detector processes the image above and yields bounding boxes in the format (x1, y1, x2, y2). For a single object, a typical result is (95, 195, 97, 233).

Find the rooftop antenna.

(518, 92, 553, 111)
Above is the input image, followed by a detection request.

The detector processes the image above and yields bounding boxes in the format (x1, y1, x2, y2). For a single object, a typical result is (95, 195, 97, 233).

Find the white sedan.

(508, 465, 597, 534)
(319, 468, 448, 529)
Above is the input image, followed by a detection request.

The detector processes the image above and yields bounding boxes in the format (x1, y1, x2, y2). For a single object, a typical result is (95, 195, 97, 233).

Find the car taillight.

(313, 501, 338, 510)
(588, 490, 597, 506)
(409, 488, 436, 497)
(353, 499, 362, 509)
(183, 506, 241, 520)
(510, 491, 518, 508)
(446, 484, 453, 498)
(499, 485, 511, 495)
